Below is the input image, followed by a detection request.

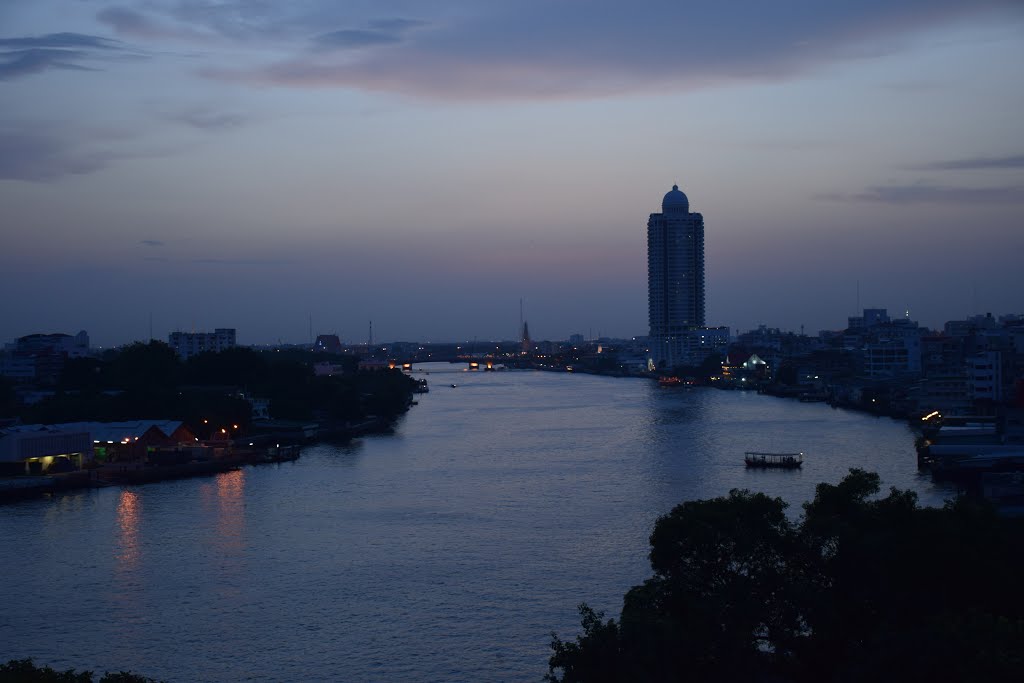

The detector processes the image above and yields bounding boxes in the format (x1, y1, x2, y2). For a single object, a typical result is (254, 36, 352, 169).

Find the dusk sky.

(2, 1, 1022, 347)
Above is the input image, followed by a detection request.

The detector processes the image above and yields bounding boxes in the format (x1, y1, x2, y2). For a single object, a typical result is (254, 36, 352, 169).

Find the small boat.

(258, 444, 301, 464)
(744, 451, 803, 469)
(450, 383, 458, 388)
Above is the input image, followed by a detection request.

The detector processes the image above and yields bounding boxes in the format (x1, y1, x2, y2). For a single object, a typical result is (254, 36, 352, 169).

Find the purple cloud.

(315, 29, 402, 50)
(193, 257, 291, 266)
(368, 19, 429, 33)
(0, 128, 111, 180)
(0, 32, 121, 50)
(0, 123, 162, 182)
(314, 18, 428, 50)
(169, 108, 247, 131)
(0, 33, 120, 80)
(81, 0, 1023, 99)
(915, 154, 1024, 171)
(819, 183, 1024, 205)
(97, 7, 217, 42)
(0, 48, 95, 80)
(0, 32, 141, 79)
(197, 0, 1020, 99)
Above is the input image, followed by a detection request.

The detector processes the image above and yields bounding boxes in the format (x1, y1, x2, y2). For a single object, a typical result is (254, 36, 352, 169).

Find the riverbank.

(1, 399, 413, 505)
(527, 360, 920, 424)
(2, 443, 304, 504)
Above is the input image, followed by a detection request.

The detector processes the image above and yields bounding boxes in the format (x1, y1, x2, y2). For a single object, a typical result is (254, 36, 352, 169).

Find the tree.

(775, 362, 798, 386)
(182, 347, 268, 388)
(104, 342, 180, 392)
(696, 352, 724, 380)
(547, 469, 1024, 682)
(0, 660, 163, 683)
(546, 606, 625, 683)
(58, 357, 105, 392)
(0, 376, 16, 416)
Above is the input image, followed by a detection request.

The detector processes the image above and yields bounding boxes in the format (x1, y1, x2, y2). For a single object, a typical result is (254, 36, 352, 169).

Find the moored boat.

(744, 451, 803, 469)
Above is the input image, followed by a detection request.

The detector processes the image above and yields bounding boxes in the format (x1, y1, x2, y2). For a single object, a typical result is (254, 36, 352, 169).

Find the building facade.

(647, 184, 705, 368)
(0, 425, 93, 475)
(168, 328, 236, 359)
(1, 330, 91, 385)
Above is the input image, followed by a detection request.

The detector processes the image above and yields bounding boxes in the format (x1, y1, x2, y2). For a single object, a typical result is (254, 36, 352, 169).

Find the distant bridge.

(388, 355, 518, 370)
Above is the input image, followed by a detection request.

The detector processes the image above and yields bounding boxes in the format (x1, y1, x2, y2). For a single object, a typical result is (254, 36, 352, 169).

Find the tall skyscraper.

(647, 184, 705, 368)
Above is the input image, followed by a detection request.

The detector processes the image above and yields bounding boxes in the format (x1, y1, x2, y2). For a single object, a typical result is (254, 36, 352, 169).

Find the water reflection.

(116, 490, 141, 570)
(215, 469, 246, 554)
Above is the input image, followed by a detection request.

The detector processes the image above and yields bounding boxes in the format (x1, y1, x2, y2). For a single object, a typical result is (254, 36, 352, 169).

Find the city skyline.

(2, 1, 1023, 347)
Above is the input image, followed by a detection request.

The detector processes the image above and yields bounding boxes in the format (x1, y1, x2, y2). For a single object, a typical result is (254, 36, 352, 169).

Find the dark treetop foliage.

(547, 469, 1024, 683)
(0, 659, 163, 683)
(20, 343, 412, 425)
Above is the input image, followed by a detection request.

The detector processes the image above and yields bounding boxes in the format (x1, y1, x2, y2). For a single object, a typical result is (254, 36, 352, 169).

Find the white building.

(969, 351, 1002, 404)
(0, 425, 93, 475)
(647, 184, 705, 369)
(4, 330, 90, 357)
(863, 337, 922, 377)
(0, 355, 35, 381)
(848, 308, 890, 331)
(168, 328, 237, 359)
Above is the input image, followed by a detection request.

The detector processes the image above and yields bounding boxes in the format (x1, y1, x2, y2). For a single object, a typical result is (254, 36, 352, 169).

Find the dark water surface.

(1, 365, 953, 681)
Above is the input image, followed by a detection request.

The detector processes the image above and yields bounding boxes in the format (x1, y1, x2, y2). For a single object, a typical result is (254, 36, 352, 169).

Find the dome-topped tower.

(662, 184, 689, 214)
(647, 182, 705, 368)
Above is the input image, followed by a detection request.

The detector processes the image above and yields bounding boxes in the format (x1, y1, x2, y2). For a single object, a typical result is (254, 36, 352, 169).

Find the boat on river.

(744, 451, 803, 469)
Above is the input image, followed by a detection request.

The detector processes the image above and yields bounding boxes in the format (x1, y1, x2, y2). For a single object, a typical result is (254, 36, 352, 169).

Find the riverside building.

(647, 184, 706, 369)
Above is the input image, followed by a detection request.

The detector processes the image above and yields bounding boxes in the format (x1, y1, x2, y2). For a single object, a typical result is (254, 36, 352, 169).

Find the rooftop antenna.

(856, 280, 860, 314)
(368, 320, 373, 348)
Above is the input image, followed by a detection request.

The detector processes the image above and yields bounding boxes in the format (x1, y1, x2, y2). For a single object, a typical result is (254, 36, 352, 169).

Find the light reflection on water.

(0, 364, 952, 682)
(116, 490, 141, 570)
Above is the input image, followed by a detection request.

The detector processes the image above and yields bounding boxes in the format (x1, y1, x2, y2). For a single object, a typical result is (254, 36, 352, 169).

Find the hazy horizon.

(3, 1, 1022, 347)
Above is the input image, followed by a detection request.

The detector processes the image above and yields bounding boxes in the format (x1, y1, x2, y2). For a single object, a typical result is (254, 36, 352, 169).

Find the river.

(0, 364, 953, 682)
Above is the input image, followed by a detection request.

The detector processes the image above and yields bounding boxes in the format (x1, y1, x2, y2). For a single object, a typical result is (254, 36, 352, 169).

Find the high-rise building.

(647, 184, 705, 368)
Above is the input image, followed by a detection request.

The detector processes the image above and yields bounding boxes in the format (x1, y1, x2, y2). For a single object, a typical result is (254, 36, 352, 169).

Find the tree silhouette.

(548, 469, 1024, 682)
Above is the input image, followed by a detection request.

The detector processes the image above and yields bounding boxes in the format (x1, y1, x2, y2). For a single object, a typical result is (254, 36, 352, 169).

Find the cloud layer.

(852, 184, 1024, 205)
(89, 0, 1021, 99)
(0, 32, 125, 79)
(916, 154, 1024, 171)
(0, 127, 111, 180)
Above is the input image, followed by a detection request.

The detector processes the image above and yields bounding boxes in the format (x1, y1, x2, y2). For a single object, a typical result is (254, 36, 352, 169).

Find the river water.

(0, 364, 953, 682)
